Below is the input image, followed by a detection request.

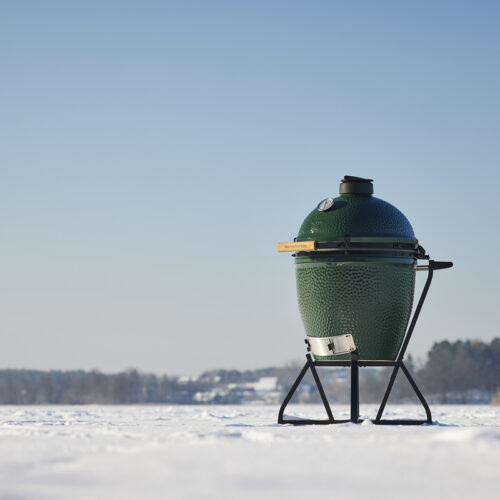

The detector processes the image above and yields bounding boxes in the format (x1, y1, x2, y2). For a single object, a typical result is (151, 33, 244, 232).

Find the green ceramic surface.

(294, 191, 418, 361)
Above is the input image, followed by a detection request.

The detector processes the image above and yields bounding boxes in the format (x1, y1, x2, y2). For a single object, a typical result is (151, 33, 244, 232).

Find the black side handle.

(431, 260, 453, 270)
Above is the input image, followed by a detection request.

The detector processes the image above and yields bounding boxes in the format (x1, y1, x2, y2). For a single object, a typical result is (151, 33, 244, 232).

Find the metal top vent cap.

(340, 175, 374, 195)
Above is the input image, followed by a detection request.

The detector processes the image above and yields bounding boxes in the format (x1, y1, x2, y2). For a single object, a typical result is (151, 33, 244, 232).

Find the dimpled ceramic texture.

(295, 193, 417, 361)
(296, 257, 415, 360)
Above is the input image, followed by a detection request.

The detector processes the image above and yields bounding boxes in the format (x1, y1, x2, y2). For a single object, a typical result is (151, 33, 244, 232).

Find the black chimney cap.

(340, 175, 374, 195)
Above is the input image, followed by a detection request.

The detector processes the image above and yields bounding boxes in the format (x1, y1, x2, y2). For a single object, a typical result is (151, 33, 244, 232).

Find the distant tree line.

(419, 338, 500, 403)
(0, 338, 498, 404)
(0, 369, 174, 405)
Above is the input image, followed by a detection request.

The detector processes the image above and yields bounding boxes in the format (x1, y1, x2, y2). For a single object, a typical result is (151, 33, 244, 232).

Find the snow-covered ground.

(0, 405, 498, 499)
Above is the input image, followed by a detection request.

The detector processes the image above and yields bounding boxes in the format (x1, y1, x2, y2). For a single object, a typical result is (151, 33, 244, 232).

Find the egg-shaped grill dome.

(298, 176, 415, 242)
(294, 176, 423, 361)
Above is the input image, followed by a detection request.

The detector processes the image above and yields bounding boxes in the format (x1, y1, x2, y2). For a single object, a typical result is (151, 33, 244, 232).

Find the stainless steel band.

(305, 334, 356, 357)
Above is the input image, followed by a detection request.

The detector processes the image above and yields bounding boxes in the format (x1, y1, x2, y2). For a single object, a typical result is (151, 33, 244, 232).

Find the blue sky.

(1, 1, 499, 375)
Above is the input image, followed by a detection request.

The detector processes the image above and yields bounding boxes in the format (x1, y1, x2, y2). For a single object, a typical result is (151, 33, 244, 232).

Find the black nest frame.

(278, 260, 453, 426)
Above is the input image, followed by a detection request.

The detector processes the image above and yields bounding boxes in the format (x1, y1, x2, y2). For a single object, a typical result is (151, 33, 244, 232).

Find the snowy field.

(0, 405, 498, 500)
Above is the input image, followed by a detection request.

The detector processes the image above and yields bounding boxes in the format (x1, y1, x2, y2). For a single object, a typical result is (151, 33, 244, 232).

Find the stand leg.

(277, 356, 311, 424)
(373, 361, 432, 425)
(400, 363, 432, 424)
(350, 353, 359, 423)
(375, 363, 400, 421)
(309, 357, 335, 422)
(278, 354, 336, 425)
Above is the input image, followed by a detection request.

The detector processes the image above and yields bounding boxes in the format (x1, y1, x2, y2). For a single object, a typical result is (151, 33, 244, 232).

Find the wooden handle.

(277, 241, 317, 252)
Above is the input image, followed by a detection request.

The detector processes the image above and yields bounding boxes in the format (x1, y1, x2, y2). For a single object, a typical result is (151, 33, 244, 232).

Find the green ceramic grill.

(279, 176, 424, 361)
(277, 176, 453, 425)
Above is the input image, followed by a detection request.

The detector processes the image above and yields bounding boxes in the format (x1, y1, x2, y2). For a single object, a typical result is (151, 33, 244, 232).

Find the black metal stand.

(278, 260, 452, 426)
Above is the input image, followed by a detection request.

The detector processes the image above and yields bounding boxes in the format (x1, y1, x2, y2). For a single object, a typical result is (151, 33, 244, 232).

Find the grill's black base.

(277, 354, 433, 426)
(374, 419, 430, 426)
(280, 419, 430, 426)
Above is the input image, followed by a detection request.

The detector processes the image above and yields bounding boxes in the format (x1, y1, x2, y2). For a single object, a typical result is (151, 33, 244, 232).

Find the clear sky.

(1, 1, 499, 375)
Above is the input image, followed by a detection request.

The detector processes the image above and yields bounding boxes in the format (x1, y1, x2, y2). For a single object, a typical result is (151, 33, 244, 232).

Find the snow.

(0, 405, 498, 499)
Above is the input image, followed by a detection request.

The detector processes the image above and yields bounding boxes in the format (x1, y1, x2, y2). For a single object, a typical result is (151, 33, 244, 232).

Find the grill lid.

(296, 175, 416, 243)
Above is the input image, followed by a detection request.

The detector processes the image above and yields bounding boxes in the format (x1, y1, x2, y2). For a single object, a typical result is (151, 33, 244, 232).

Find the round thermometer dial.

(317, 197, 334, 211)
